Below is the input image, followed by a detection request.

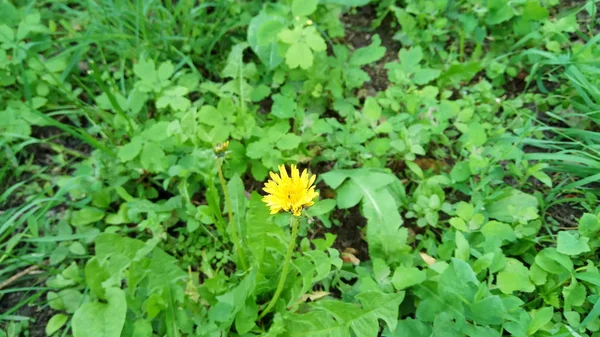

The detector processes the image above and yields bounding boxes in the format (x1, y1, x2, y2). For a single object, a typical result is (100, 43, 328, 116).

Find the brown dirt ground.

(0, 282, 54, 337)
(341, 5, 400, 95)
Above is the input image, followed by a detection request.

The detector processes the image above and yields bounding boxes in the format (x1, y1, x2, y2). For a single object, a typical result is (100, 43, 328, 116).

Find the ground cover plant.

(1, 0, 600, 336)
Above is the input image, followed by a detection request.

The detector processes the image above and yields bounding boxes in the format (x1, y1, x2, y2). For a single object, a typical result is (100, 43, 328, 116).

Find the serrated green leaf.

(579, 213, 600, 238)
(399, 47, 422, 69)
(557, 231, 591, 256)
(290, 291, 404, 337)
(286, 42, 313, 69)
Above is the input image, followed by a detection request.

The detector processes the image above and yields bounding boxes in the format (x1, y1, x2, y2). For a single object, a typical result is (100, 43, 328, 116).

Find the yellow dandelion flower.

(262, 164, 319, 216)
(213, 141, 230, 155)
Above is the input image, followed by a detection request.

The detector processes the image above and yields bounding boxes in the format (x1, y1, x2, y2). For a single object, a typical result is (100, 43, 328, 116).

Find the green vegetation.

(1, 0, 600, 336)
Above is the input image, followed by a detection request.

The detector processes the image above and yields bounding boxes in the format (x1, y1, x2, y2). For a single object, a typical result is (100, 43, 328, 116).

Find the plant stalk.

(217, 158, 248, 271)
(259, 214, 299, 319)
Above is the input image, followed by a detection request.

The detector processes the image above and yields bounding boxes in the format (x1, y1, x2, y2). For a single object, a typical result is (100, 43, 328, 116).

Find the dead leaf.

(414, 158, 438, 170)
(419, 252, 436, 266)
(344, 247, 358, 255)
(341, 251, 360, 266)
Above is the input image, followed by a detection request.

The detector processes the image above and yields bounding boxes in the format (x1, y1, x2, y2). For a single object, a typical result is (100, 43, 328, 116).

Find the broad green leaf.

(157, 61, 174, 81)
(486, 188, 538, 223)
(283, 311, 344, 336)
(347, 171, 405, 259)
(353, 291, 405, 334)
(208, 271, 256, 325)
(580, 298, 600, 329)
(48, 291, 65, 310)
(71, 207, 105, 227)
(449, 217, 467, 231)
(304, 26, 326, 52)
(221, 42, 248, 79)
(454, 231, 470, 261)
(235, 298, 258, 334)
(227, 173, 248, 237)
(399, 47, 422, 69)
(450, 161, 471, 182)
(292, 291, 405, 337)
(527, 307, 553, 336)
(321, 0, 369, 4)
(563, 278, 586, 311)
(132, 320, 152, 337)
(292, 0, 318, 17)
(50, 246, 69, 265)
(485, 0, 514, 25)
(523, 1, 549, 21)
(248, 10, 285, 70)
(257, 20, 285, 45)
(468, 295, 506, 325)
(579, 213, 600, 238)
(94, 233, 145, 274)
(69, 242, 86, 255)
(251, 84, 271, 102)
(496, 258, 535, 294)
(439, 258, 479, 304)
(148, 249, 186, 292)
(271, 94, 297, 119)
(0, 25, 15, 44)
(306, 199, 336, 216)
(85, 257, 110, 299)
(46, 314, 68, 336)
(557, 231, 591, 256)
(455, 202, 474, 221)
(321, 170, 350, 189)
(139, 141, 167, 172)
(535, 248, 573, 274)
(464, 122, 487, 147)
(576, 271, 600, 287)
(385, 318, 432, 337)
(277, 133, 302, 150)
(246, 193, 285, 272)
(246, 140, 271, 159)
(481, 221, 516, 246)
(392, 266, 426, 290)
(349, 35, 386, 66)
(72, 288, 127, 337)
(413, 68, 441, 85)
(363, 97, 381, 122)
(336, 180, 363, 209)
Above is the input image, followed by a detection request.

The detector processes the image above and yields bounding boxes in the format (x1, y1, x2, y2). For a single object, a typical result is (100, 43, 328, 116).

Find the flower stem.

(217, 158, 248, 271)
(259, 214, 299, 319)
